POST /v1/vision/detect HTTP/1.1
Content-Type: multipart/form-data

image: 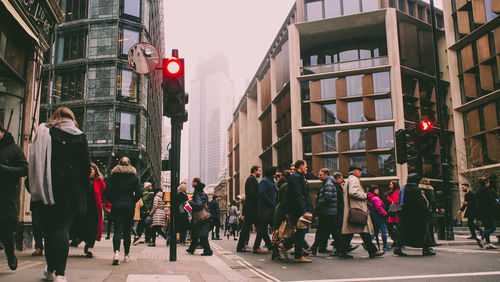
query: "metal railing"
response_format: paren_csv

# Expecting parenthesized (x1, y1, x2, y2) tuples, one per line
(301, 56, 389, 75)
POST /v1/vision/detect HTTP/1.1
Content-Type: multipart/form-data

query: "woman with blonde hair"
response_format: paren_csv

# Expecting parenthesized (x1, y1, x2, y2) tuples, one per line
(29, 107, 91, 281)
(176, 181, 189, 244)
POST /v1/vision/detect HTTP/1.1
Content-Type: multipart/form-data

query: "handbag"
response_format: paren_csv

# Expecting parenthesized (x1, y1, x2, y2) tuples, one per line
(278, 220, 292, 239)
(388, 202, 401, 217)
(346, 180, 369, 225)
(192, 204, 210, 224)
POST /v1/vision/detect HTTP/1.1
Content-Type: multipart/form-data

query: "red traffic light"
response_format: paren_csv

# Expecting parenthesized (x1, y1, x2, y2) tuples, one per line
(164, 57, 182, 77)
(419, 120, 432, 132)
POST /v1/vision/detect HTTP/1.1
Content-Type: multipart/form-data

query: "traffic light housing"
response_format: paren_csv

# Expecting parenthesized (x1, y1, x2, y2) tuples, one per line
(395, 128, 418, 165)
(418, 120, 432, 134)
(162, 55, 188, 120)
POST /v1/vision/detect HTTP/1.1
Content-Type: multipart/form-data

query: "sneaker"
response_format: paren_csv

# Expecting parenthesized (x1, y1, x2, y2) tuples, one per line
(486, 243, 497, 249)
(369, 250, 385, 258)
(112, 252, 120, 265)
(54, 276, 67, 282)
(32, 248, 43, 256)
(252, 248, 268, 254)
(86, 251, 93, 258)
(123, 255, 130, 263)
(44, 267, 56, 281)
(147, 243, 156, 247)
(133, 239, 144, 246)
(294, 257, 312, 263)
(383, 246, 393, 251)
(200, 252, 213, 256)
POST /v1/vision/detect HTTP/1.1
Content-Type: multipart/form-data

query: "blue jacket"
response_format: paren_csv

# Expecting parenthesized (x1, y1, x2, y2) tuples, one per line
(317, 176, 338, 216)
(258, 177, 277, 221)
(208, 199, 221, 219)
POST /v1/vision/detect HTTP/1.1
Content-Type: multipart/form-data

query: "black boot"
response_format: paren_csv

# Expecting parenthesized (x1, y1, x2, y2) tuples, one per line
(422, 248, 436, 256)
(7, 255, 17, 271)
(394, 247, 407, 256)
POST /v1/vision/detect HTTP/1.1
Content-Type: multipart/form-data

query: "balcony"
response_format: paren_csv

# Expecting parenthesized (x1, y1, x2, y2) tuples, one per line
(301, 56, 389, 76)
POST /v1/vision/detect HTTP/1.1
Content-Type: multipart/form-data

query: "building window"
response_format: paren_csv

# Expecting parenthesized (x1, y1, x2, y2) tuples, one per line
(119, 28, 140, 56)
(306, 0, 323, 21)
(115, 111, 138, 144)
(322, 104, 338, 124)
(324, 157, 339, 171)
(350, 155, 368, 176)
(349, 128, 367, 150)
(55, 30, 87, 63)
(376, 126, 394, 148)
(122, 0, 141, 20)
(324, 0, 341, 18)
(373, 71, 391, 93)
(339, 49, 359, 62)
(61, 0, 88, 22)
(485, 0, 499, 22)
(321, 78, 337, 99)
(117, 69, 138, 102)
(362, 0, 379, 12)
(348, 101, 365, 122)
(346, 75, 363, 96)
(323, 130, 338, 151)
(374, 98, 393, 120)
(378, 154, 396, 176)
(53, 68, 86, 103)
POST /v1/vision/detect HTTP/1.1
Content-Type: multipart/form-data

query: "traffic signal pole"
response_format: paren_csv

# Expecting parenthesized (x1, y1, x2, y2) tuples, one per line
(430, 0, 454, 240)
(169, 116, 181, 261)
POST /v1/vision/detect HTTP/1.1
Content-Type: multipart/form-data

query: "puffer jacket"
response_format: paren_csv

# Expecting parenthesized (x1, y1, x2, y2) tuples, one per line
(104, 165, 141, 210)
(368, 192, 387, 217)
(317, 176, 338, 216)
(150, 191, 166, 227)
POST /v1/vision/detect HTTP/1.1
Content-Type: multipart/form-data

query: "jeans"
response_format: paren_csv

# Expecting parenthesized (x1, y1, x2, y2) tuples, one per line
(482, 216, 497, 244)
(111, 208, 134, 254)
(373, 221, 388, 247)
(211, 218, 221, 239)
(40, 207, 74, 276)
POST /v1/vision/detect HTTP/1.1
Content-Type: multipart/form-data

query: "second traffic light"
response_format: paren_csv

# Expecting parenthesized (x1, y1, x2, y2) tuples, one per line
(162, 54, 188, 121)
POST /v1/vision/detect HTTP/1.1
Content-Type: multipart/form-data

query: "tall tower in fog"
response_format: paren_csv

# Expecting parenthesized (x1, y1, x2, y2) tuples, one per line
(188, 54, 234, 189)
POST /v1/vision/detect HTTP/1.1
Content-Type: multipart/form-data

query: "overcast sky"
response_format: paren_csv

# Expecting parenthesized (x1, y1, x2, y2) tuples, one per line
(164, 0, 443, 181)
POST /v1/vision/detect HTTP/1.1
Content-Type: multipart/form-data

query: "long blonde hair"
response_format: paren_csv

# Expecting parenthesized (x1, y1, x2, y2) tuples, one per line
(47, 107, 78, 128)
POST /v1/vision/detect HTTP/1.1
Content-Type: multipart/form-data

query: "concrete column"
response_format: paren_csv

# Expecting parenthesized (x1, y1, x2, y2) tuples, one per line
(288, 24, 303, 161)
(269, 57, 278, 165)
(246, 97, 261, 168)
(239, 108, 248, 193)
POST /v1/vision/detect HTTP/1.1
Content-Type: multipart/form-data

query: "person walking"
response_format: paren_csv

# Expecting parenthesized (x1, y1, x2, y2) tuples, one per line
(209, 195, 222, 240)
(228, 200, 240, 240)
(419, 178, 438, 247)
(394, 173, 435, 256)
(29, 107, 91, 281)
(132, 197, 144, 245)
(476, 177, 498, 249)
(141, 182, 154, 244)
(104, 157, 142, 265)
(149, 190, 168, 247)
(254, 167, 277, 253)
(0, 122, 28, 271)
(176, 182, 189, 245)
(187, 178, 213, 256)
(311, 168, 339, 256)
(237, 166, 262, 252)
(341, 166, 384, 259)
(458, 183, 483, 245)
(385, 180, 400, 242)
(285, 160, 314, 263)
(368, 185, 391, 251)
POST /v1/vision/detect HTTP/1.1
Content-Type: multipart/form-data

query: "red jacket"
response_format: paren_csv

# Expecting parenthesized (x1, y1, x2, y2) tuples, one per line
(386, 190, 399, 223)
(92, 178, 111, 240)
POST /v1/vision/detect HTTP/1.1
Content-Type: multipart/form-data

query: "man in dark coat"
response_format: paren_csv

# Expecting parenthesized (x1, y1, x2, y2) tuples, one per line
(394, 174, 435, 256)
(237, 166, 262, 252)
(254, 167, 277, 253)
(0, 122, 28, 270)
(475, 177, 498, 249)
(208, 195, 221, 240)
(458, 183, 483, 245)
(286, 160, 314, 263)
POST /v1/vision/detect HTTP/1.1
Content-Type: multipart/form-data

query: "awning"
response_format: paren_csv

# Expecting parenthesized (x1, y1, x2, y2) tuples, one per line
(1, 0, 39, 44)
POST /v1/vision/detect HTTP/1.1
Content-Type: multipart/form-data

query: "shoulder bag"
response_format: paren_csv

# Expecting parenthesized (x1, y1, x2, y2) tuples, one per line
(192, 204, 210, 224)
(346, 180, 369, 225)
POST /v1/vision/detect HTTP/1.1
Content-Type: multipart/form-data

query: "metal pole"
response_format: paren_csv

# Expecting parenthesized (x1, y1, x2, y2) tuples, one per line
(169, 117, 181, 261)
(430, 0, 454, 240)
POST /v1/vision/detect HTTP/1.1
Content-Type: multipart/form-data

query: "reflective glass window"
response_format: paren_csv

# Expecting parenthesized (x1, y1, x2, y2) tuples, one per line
(343, 0, 361, 15)
(303, 133, 312, 153)
(375, 99, 393, 120)
(306, 0, 323, 21)
(350, 155, 368, 176)
(61, 0, 88, 22)
(373, 71, 391, 93)
(310, 55, 319, 66)
(321, 78, 337, 99)
(378, 154, 396, 176)
(359, 49, 372, 60)
(362, 0, 379, 12)
(348, 101, 364, 122)
(323, 130, 338, 151)
(120, 28, 140, 56)
(115, 111, 138, 144)
(350, 128, 367, 150)
(324, 157, 339, 171)
(485, 0, 498, 22)
(325, 0, 341, 18)
(123, 0, 141, 18)
(117, 69, 138, 102)
(347, 75, 363, 96)
(56, 30, 87, 63)
(53, 68, 86, 103)
(322, 104, 338, 124)
(376, 126, 394, 148)
(339, 50, 358, 62)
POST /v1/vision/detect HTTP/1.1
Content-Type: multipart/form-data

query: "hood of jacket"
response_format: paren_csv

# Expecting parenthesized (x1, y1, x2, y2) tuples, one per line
(111, 165, 137, 175)
(0, 132, 14, 150)
(418, 184, 434, 191)
(194, 182, 206, 191)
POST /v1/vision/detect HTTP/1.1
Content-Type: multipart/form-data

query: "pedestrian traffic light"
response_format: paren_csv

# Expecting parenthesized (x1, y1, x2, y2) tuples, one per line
(162, 53, 188, 120)
(418, 120, 432, 134)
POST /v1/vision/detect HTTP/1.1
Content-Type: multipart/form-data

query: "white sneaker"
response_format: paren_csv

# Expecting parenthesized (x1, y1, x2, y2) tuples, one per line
(112, 252, 120, 265)
(486, 243, 497, 249)
(54, 276, 67, 282)
(123, 255, 130, 263)
(44, 267, 56, 281)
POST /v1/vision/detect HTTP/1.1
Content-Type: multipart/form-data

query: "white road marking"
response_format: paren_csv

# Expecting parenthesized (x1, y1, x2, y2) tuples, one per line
(126, 274, 190, 282)
(294, 271, 500, 282)
(434, 247, 500, 254)
(240, 260, 281, 282)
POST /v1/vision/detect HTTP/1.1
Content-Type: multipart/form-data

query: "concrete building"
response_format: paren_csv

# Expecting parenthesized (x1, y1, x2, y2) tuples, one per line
(39, 0, 164, 188)
(0, 0, 62, 248)
(188, 54, 235, 190)
(227, 0, 461, 212)
(443, 0, 500, 194)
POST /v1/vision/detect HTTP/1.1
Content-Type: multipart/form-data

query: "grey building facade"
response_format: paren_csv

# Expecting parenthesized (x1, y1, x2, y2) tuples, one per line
(40, 0, 164, 187)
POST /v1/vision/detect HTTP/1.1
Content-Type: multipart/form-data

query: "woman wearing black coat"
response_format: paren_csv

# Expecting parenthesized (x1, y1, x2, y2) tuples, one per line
(186, 177, 213, 256)
(29, 107, 91, 281)
(176, 181, 189, 244)
(104, 157, 142, 265)
(476, 177, 498, 249)
(0, 122, 28, 271)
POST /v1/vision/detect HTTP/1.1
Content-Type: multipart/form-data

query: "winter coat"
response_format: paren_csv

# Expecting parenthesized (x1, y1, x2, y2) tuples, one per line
(151, 191, 166, 227)
(286, 171, 313, 222)
(399, 182, 430, 248)
(104, 165, 141, 210)
(141, 190, 154, 217)
(317, 176, 338, 216)
(342, 174, 374, 234)
(134, 198, 144, 221)
(386, 190, 400, 223)
(0, 132, 28, 222)
(190, 183, 210, 237)
(419, 184, 436, 214)
(228, 205, 239, 224)
(175, 191, 189, 230)
(460, 190, 477, 219)
(476, 185, 498, 220)
(334, 181, 344, 218)
(208, 199, 221, 219)
(368, 192, 387, 225)
(258, 177, 277, 221)
(242, 174, 259, 219)
(91, 178, 110, 240)
(45, 126, 91, 213)
(273, 179, 288, 229)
